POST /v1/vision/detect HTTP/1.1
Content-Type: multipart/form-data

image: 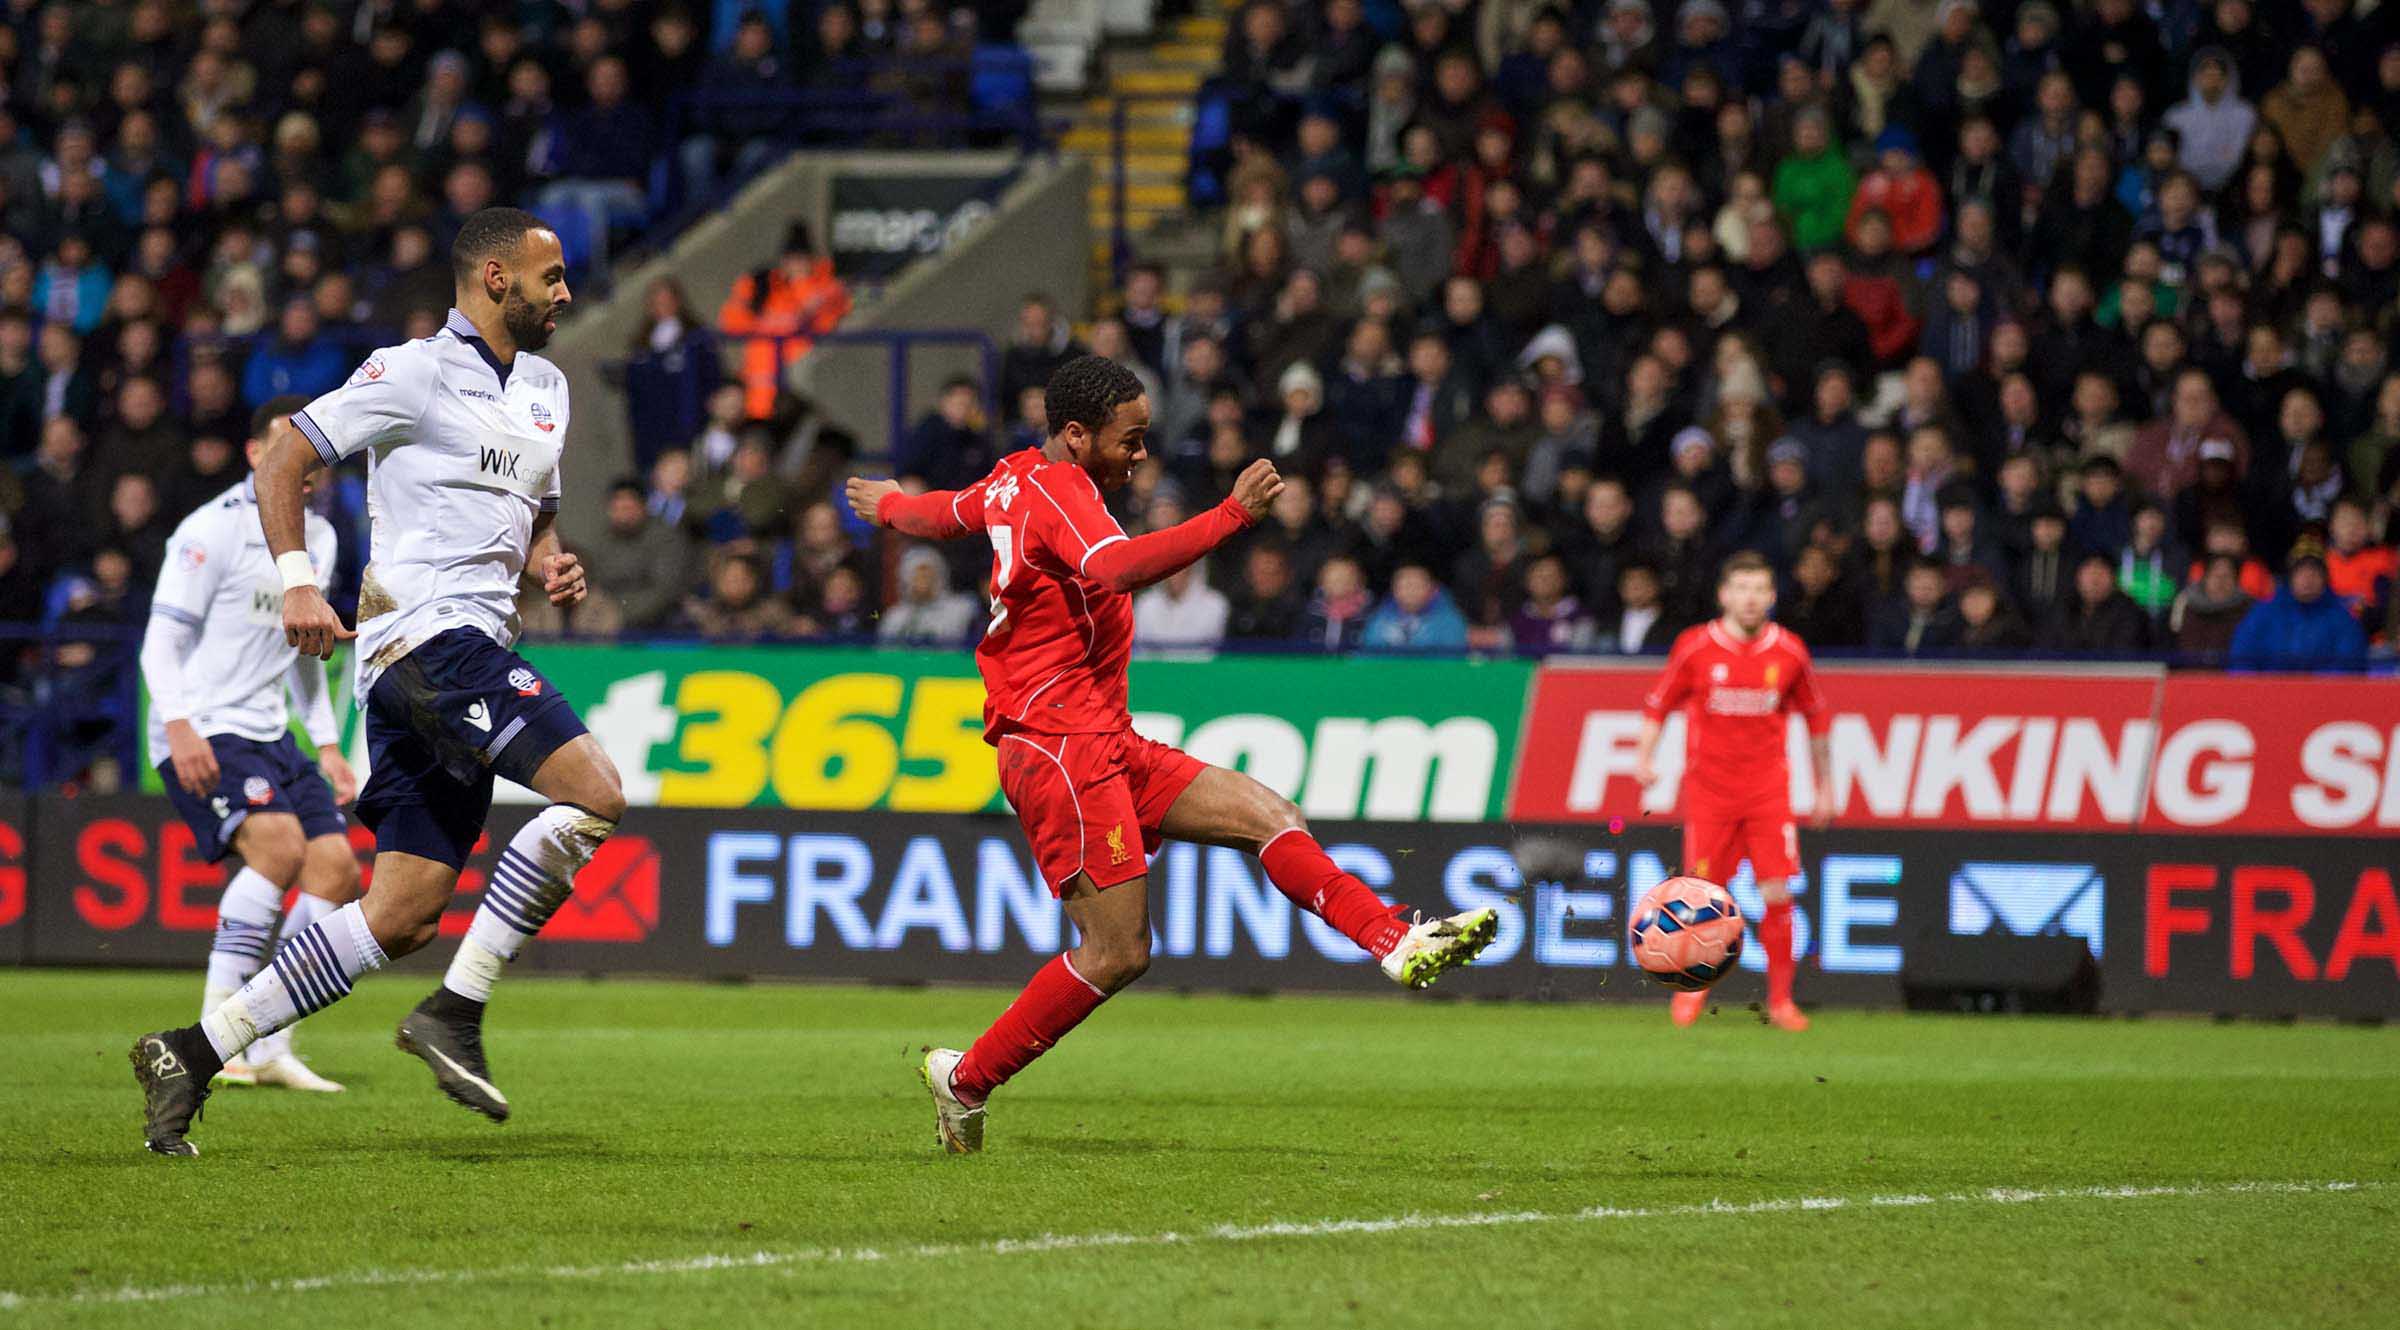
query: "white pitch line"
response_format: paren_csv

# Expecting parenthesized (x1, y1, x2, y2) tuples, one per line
(0, 1180, 2368, 1314)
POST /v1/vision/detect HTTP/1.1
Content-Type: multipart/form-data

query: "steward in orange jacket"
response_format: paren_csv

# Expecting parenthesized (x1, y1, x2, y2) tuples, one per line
(719, 222, 852, 419)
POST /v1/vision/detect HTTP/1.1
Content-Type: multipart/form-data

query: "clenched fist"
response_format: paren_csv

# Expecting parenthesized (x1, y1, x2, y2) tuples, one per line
(1229, 458, 1284, 520)
(847, 476, 901, 527)
(540, 552, 587, 607)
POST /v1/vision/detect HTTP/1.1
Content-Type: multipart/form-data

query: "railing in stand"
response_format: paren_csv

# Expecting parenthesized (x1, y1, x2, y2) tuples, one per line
(1102, 91, 1199, 290)
(0, 623, 143, 794)
(619, 328, 1000, 460)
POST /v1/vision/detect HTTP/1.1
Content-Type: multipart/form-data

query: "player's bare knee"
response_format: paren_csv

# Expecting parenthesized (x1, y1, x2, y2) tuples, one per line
(582, 772, 627, 826)
(1112, 947, 1151, 989)
(237, 820, 307, 886)
(301, 838, 362, 903)
(1082, 938, 1151, 991)
(547, 741, 626, 824)
(364, 897, 441, 958)
(1074, 912, 1152, 990)
(576, 741, 627, 823)
(1255, 793, 1306, 848)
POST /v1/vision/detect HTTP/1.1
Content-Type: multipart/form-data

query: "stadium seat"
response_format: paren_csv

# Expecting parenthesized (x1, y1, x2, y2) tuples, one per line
(529, 206, 597, 285)
(971, 47, 1036, 119)
(1184, 79, 1233, 209)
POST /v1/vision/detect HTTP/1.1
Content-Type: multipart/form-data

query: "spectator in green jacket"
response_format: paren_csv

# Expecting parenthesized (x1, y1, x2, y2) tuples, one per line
(1772, 108, 1855, 252)
(2116, 502, 2187, 620)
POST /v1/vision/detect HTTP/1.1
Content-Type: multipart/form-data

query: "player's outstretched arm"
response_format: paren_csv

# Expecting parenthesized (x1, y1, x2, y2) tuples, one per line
(851, 475, 984, 540)
(1080, 460, 1280, 595)
(257, 420, 353, 661)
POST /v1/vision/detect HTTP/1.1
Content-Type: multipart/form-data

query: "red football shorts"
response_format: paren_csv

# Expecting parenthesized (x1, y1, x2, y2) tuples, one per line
(1682, 806, 1799, 884)
(996, 729, 1207, 895)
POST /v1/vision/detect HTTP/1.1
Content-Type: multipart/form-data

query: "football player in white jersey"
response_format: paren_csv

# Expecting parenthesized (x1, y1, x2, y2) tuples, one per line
(132, 209, 629, 1155)
(143, 395, 359, 1094)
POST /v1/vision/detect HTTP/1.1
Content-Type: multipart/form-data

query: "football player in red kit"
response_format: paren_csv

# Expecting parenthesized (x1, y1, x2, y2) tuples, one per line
(1632, 552, 1835, 1031)
(846, 356, 1497, 1153)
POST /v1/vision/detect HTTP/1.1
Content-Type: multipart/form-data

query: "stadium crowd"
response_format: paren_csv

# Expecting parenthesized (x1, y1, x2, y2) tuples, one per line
(1149, 0, 2400, 668)
(0, 0, 1000, 655)
(1, 0, 2394, 674)
(616, 0, 2399, 667)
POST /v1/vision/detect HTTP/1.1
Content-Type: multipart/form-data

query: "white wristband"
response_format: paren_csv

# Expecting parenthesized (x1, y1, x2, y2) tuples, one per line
(276, 550, 318, 592)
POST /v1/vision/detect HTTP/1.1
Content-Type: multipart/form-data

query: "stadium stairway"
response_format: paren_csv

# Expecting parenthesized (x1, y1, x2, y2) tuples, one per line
(1054, 2, 1227, 295)
(539, 149, 1091, 548)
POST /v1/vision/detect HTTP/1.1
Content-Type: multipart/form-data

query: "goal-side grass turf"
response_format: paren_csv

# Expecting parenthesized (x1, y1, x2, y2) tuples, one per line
(3, 970, 2393, 1328)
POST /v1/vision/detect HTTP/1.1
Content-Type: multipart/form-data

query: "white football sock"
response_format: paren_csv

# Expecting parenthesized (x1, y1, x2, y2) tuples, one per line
(201, 901, 387, 1062)
(280, 891, 338, 940)
(203, 867, 285, 996)
(442, 805, 614, 1002)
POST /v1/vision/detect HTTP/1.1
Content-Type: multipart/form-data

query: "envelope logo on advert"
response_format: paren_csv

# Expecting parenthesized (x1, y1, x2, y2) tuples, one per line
(1949, 861, 2105, 958)
(539, 836, 661, 943)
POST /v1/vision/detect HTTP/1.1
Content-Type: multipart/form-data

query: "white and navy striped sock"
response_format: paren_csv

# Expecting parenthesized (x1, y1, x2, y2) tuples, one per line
(199, 901, 386, 1062)
(246, 893, 339, 1065)
(442, 805, 615, 1003)
(203, 866, 284, 997)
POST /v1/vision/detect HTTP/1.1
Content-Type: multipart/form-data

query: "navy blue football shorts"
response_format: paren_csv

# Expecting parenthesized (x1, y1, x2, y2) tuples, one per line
(354, 629, 588, 869)
(159, 732, 346, 863)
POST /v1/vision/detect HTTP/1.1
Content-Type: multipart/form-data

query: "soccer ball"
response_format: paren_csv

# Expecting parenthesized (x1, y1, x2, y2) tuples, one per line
(1627, 877, 1745, 992)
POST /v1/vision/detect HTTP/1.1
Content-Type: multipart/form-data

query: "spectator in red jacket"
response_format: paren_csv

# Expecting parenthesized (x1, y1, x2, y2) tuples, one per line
(1846, 126, 1944, 254)
(1842, 211, 1924, 367)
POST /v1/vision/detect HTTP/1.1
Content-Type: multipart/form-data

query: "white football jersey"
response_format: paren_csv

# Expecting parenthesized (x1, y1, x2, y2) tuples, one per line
(291, 308, 569, 691)
(144, 478, 340, 767)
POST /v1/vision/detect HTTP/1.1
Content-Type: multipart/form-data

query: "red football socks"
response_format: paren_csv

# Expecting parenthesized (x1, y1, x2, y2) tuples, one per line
(951, 953, 1109, 1104)
(1760, 898, 1796, 1007)
(1260, 829, 1409, 959)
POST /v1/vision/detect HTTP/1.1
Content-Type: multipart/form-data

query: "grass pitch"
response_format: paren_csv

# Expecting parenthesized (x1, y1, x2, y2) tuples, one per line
(3, 970, 2394, 1328)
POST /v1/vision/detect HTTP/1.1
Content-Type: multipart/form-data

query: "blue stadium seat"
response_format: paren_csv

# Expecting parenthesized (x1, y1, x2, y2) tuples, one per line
(1186, 80, 1234, 209)
(529, 205, 596, 282)
(971, 46, 1035, 119)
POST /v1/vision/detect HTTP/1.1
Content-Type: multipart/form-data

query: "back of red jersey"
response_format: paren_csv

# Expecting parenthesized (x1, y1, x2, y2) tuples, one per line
(1642, 621, 1829, 812)
(970, 450, 1136, 738)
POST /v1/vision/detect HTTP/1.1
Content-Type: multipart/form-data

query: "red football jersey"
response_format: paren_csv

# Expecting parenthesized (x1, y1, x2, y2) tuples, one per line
(945, 449, 1138, 738)
(1642, 621, 1830, 814)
